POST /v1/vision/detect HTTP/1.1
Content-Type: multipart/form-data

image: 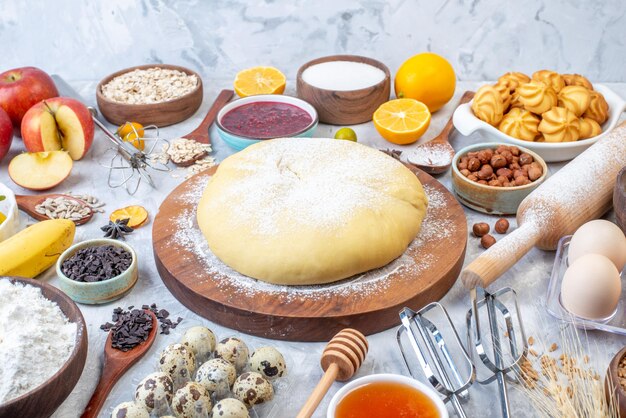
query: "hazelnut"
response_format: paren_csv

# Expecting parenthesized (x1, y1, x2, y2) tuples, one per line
(495, 218, 510, 234)
(472, 222, 490, 237)
(484, 148, 494, 160)
(460, 168, 471, 177)
(530, 161, 542, 171)
(468, 157, 481, 171)
(467, 151, 479, 159)
(490, 154, 507, 169)
(513, 169, 525, 179)
(458, 157, 469, 170)
(496, 168, 513, 179)
(481, 234, 496, 249)
(497, 175, 509, 184)
(500, 150, 513, 164)
(496, 145, 508, 154)
(528, 166, 543, 181)
(477, 150, 489, 164)
(510, 146, 520, 156)
(515, 176, 531, 186)
(509, 162, 521, 171)
(519, 153, 534, 165)
(467, 174, 478, 182)
(477, 180, 488, 185)
(488, 179, 501, 187)
(511, 155, 519, 164)
(477, 165, 494, 180)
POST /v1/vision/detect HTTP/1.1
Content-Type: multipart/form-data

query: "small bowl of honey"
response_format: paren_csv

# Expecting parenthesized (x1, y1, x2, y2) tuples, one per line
(327, 373, 448, 418)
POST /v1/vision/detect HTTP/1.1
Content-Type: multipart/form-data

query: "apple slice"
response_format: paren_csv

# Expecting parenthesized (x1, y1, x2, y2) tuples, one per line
(8, 151, 73, 191)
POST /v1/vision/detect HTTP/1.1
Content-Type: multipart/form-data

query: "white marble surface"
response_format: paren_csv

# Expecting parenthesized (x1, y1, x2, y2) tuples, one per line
(0, 79, 624, 418)
(1, 0, 626, 81)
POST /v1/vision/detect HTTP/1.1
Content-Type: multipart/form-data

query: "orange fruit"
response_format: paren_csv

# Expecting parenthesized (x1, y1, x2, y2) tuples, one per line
(234, 66, 286, 97)
(110, 205, 149, 228)
(373, 99, 431, 145)
(394, 53, 456, 112)
(117, 122, 145, 151)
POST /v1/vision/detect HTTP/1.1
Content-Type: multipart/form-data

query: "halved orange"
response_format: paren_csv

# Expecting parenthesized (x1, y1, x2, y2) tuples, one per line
(373, 99, 431, 145)
(233, 66, 286, 97)
(110, 205, 149, 228)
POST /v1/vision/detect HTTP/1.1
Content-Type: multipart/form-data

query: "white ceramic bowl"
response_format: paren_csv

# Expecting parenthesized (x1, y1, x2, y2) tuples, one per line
(327, 373, 448, 418)
(0, 182, 19, 242)
(453, 84, 626, 162)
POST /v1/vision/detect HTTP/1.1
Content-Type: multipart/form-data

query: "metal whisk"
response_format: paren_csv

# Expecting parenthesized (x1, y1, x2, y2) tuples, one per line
(397, 303, 475, 418)
(88, 108, 170, 195)
(466, 287, 527, 418)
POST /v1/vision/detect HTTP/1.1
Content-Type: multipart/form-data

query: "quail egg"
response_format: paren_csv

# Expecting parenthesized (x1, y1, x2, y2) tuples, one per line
(195, 357, 237, 397)
(232, 372, 274, 408)
(110, 401, 149, 418)
(215, 337, 249, 372)
(181, 326, 216, 363)
(249, 346, 287, 380)
(134, 372, 174, 415)
(211, 398, 250, 418)
(158, 343, 196, 387)
(171, 382, 212, 418)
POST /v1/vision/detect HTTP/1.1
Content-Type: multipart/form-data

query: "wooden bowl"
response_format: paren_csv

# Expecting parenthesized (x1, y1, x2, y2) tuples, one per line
(615, 167, 626, 234)
(0, 277, 88, 418)
(451, 143, 549, 215)
(296, 55, 390, 125)
(605, 346, 626, 417)
(96, 64, 203, 127)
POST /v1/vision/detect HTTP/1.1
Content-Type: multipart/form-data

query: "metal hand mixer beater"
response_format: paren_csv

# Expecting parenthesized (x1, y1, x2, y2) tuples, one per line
(89, 107, 171, 195)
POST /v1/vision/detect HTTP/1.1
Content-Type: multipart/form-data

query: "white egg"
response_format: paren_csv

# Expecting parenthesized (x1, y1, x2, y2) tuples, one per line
(568, 220, 626, 272)
(561, 253, 621, 320)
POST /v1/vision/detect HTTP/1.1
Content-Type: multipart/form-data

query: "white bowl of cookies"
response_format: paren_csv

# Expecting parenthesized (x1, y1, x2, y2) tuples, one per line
(453, 70, 626, 162)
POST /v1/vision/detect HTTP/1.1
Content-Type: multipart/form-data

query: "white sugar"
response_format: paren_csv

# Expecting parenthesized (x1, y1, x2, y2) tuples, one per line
(406, 144, 453, 167)
(302, 61, 386, 91)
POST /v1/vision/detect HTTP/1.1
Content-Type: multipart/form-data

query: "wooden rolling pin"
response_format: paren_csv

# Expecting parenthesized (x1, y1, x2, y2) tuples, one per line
(462, 121, 626, 289)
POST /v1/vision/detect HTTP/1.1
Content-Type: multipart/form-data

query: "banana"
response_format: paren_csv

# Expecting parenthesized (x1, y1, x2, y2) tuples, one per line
(0, 219, 75, 278)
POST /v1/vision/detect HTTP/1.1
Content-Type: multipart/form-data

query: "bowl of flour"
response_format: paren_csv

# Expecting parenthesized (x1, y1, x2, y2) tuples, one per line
(0, 277, 88, 418)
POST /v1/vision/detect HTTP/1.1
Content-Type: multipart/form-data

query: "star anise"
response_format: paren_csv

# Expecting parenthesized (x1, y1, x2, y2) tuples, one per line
(101, 218, 134, 240)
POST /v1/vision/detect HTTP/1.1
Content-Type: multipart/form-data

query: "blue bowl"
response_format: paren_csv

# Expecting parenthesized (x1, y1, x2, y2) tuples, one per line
(216, 94, 318, 150)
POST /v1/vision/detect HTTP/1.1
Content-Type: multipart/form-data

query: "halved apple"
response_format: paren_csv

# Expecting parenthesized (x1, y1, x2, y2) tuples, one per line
(21, 97, 94, 160)
(8, 151, 73, 191)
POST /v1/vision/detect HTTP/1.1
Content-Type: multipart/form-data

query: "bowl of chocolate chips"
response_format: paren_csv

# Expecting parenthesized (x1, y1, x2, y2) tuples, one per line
(56, 238, 138, 304)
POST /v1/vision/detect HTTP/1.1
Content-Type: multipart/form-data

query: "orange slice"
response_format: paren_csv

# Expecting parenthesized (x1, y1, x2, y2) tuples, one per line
(110, 205, 149, 228)
(373, 99, 431, 145)
(117, 122, 145, 151)
(233, 66, 286, 97)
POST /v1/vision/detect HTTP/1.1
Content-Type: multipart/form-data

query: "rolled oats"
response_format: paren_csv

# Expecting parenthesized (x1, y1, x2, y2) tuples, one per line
(101, 67, 198, 104)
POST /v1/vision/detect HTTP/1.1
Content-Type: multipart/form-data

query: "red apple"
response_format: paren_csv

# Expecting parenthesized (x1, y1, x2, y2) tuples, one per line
(0, 107, 12, 162)
(21, 97, 94, 160)
(0, 67, 59, 127)
(8, 151, 73, 191)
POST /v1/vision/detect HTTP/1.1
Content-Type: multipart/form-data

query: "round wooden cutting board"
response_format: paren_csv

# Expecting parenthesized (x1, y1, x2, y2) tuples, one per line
(153, 165, 467, 341)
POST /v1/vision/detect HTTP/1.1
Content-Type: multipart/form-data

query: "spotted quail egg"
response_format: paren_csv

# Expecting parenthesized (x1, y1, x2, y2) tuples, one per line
(110, 401, 149, 418)
(171, 382, 212, 418)
(134, 372, 174, 415)
(158, 343, 196, 387)
(195, 357, 237, 397)
(181, 326, 216, 363)
(211, 398, 250, 418)
(249, 346, 287, 380)
(232, 372, 274, 408)
(215, 337, 249, 372)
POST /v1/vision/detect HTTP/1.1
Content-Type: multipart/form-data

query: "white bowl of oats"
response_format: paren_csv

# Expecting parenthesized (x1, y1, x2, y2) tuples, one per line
(96, 64, 203, 127)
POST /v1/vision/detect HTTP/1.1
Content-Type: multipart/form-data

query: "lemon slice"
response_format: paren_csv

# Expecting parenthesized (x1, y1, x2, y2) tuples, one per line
(373, 99, 431, 145)
(0, 211, 6, 225)
(233, 67, 286, 97)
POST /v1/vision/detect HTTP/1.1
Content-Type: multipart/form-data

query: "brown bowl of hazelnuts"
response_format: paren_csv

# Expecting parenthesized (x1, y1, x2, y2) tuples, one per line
(452, 143, 548, 215)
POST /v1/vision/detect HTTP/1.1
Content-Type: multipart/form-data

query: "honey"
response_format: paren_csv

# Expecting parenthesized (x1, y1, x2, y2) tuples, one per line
(335, 381, 440, 418)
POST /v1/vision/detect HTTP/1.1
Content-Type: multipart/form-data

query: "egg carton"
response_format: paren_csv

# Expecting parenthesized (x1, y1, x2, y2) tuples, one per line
(546, 235, 626, 335)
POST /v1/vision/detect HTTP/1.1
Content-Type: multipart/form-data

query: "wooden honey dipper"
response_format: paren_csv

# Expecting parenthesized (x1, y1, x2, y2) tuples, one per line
(297, 328, 369, 418)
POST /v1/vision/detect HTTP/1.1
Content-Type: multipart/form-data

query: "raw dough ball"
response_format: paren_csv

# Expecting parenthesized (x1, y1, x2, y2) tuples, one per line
(195, 358, 237, 396)
(111, 402, 149, 418)
(181, 326, 216, 363)
(232, 372, 274, 408)
(215, 337, 249, 372)
(158, 343, 196, 387)
(212, 398, 250, 418)
(134, 372, 174, 415)
(561, 254, 621, 320)
(197, 138, 428, 285)
(568, 220, 626, 271)
(171, 382, 212, 418)
(249, 346, 287, 380)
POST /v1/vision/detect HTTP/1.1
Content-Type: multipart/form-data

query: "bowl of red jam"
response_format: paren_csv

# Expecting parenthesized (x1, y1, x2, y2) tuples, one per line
(216, 95, 318, 150)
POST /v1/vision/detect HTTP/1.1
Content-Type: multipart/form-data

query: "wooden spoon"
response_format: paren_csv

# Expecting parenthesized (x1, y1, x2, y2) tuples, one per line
(407, 91, 475, 174)
(172, 89, 234, 166)
(297, 329, 369, 418)
(81, 310, 158, 418)
(15, 194, 93, 225)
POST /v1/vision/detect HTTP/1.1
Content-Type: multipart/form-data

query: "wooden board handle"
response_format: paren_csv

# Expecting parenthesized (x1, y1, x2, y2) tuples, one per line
(432, 91, 475, 144)
(80, 361, 124, 418)
(461, 223, 541, 289)
(297, 363, 339, 418)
